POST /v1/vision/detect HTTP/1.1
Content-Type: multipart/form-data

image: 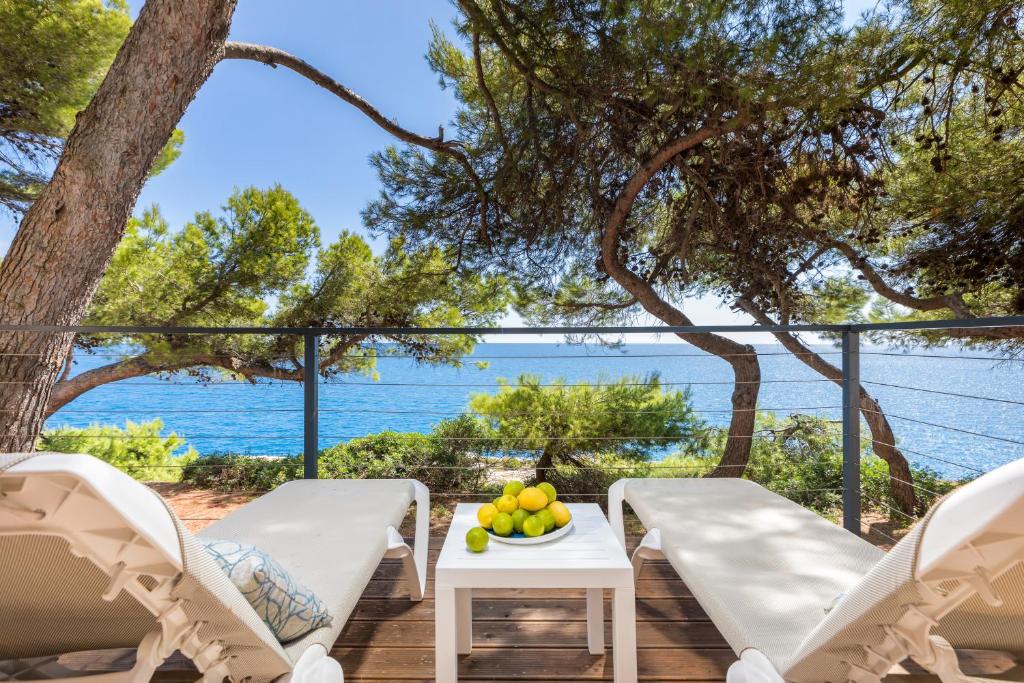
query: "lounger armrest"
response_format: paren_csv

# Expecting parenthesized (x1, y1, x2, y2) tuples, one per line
(608, 478, 632, 549)
(383, 480, 429, 601)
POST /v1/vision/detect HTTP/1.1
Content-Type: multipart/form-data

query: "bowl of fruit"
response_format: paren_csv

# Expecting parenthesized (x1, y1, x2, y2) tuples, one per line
(473, 480, 573, 546)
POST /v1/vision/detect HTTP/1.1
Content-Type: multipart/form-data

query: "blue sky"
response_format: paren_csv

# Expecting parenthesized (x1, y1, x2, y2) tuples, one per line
(1, 0, 878, 338)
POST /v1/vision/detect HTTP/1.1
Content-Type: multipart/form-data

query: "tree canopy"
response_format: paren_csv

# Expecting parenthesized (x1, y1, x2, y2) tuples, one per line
(470, 373, 701, 482)
(49, 185, 510, 411)
(0, 0, 182, 215)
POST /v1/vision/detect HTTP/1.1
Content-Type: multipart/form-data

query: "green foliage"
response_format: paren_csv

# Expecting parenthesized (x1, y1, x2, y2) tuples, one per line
(39, 419, 197, 482)
(179, 453, 303, 491)
(320, 416, 491, 494)
(69, 185, 510, 399)
(469, 374, 703, 480)
(0, 0, 130, 214)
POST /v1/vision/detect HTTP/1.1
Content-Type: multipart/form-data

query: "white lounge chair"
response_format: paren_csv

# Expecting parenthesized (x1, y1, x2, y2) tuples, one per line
(609, 459, 1024, 683)
(0, 452, 429, 682)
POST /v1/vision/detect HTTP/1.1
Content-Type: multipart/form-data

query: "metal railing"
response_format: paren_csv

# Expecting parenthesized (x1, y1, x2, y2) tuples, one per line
(3, 315, 1024, 535)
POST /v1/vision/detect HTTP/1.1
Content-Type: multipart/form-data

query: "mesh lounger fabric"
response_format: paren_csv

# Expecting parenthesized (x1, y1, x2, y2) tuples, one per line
(0, 453, 292, 682)
(623, 478, 884, 670)
(199, 479, 418, 660)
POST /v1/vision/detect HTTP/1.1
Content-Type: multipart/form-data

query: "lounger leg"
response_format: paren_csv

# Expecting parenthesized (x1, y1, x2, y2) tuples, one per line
(612, 587, 638, 683)
(456, 588, 473, 654)
(435, 587, 459, 683)
(586, 588, 605, 655)
(630, 528, 664, 582)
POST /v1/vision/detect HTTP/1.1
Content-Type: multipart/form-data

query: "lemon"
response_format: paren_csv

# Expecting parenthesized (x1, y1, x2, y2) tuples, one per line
(536, 482, 557, 503)
(477, 503, 498, 529)
(511, 508, 530, 534)
(466, 526, 489, 552)
(517, 487, 548, 512)
(495, 494, 519, 514)
(547, 500, 571, 527)
(522, 514, 545, 537)
(535, 508, 555, 533)
(492, 512, 514, 536)
(503, 480, 525, 497)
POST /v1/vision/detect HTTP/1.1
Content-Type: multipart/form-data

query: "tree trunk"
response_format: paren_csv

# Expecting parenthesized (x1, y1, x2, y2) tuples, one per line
(0, 0, 238, 452)
(764, 327, 917, 514)
(535, 448, 553, 483)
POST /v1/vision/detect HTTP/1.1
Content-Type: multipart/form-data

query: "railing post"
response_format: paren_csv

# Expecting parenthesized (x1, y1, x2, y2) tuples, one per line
(303, 333, 319, 479)
(842, 328, 861, 534)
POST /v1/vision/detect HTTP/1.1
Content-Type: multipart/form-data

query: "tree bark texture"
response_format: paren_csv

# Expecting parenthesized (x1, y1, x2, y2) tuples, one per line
(0, 0, 238, 451)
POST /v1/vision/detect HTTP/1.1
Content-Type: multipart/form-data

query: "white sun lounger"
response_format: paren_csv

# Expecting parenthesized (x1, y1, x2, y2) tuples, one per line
(0, 452, 429, 682)
(609, 459, 1024, 683)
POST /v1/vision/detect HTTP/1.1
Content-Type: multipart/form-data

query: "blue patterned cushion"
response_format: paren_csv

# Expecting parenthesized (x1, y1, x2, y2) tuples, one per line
(201, 539, 332, 642)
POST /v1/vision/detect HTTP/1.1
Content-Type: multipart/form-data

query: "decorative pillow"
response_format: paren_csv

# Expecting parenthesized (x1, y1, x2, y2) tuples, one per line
(201, 539, 332, 642)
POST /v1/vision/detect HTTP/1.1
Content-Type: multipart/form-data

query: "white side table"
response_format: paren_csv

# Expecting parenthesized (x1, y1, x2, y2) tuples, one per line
(435, 503, 637, 683)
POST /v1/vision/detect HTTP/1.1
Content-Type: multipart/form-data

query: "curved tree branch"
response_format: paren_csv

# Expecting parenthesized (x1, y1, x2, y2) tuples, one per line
(472, 32, 508, 152)
(597, 122, 762, 478)
(221, 41, 493, 247)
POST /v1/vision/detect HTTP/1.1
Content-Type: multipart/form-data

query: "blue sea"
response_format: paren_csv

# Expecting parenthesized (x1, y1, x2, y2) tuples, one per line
(46, 343, 1024, 479)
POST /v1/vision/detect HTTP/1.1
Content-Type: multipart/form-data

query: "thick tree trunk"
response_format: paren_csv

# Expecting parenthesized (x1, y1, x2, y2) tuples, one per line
(535, 448, 554, 483)
(0, 0, 238, 452)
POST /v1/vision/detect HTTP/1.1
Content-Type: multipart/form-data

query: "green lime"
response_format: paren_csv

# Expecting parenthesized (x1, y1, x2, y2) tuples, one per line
(536, 508, 555, 533)
(492, 512, 514, 537)
(466, 526, 489, 552)
(522, 514, 545, 537)
(511, 508, 530, 534)
(493, 496, 503, 508)
(503, 480, 526, 497)
(536, 482, 557, 503)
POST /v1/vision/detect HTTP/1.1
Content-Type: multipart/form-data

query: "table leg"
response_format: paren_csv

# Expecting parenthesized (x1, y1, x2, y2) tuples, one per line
(586, 588, 605, 655)
(456, 588, 473, 654)
(435, 587, 459, 683)
(612, 587, 638, 683)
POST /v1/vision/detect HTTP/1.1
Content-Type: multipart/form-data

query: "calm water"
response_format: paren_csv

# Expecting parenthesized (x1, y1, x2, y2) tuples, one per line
(47, 343, 1024, 478)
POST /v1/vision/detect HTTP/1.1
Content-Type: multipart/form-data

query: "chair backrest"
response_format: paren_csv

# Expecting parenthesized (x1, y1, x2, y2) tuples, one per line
(783, 458, 1024, 683)
(0, 453, 293, 681)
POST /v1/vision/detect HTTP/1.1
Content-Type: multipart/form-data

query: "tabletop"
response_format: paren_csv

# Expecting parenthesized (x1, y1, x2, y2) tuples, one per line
(435, 502, 633, 588)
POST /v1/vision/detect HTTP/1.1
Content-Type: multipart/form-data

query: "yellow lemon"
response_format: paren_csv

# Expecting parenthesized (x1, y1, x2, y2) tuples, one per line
(517, 487, 548, 512)
(536, 482, 557, 503)
(522, 514, 545, 537)
(503, 480, 525, 497)
(547, 501, 571, 527)
(477, 503, 498, 529)
(496, 494, 519, 514)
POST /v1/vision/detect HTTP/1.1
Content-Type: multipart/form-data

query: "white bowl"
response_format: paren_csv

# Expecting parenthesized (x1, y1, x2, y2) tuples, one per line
(487, 518, 574, 545)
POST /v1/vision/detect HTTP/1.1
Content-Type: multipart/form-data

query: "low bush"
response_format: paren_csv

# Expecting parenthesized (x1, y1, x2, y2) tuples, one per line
(180, 453, 302, 491)
(39, 419, 197, 482)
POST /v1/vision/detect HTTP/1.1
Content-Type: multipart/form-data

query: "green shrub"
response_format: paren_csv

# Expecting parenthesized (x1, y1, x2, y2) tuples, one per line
(320, 415, 490, 495)
(39, 419, 197, 482)
(180, 453, 302, 491)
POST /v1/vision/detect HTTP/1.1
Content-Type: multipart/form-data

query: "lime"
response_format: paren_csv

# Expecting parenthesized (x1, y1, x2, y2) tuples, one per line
(517, 487, 548, 512)
(492, 512, 514, 536)
(477, 503, 498, 529)
(503, 480, 526, 497)
(535, 508, 555, 533)
(495, 494, 519, 514)
(537, 482, 557, 503)
(511, 508, 530, 534)
(522, 514, 545, 537)
(466, 526, 489, 552)
(492, 497, 503, 508)
(547, 500, 571, 527)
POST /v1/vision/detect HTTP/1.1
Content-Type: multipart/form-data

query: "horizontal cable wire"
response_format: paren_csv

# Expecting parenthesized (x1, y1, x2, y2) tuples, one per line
(321, 378, 834, 387)
(0, 349, 845, 360)
(35, 405, 842, 416)
(860, 495, 920, 523)
(861, 351, 1023, 363)
(861, 409, 1024, 447)
(862, 380, 1024, 407)
(865, 439, 986, 475)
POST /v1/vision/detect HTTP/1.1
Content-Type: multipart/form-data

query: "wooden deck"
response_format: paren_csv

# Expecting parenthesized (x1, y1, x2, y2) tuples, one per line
(61, 535, 1017, 682)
